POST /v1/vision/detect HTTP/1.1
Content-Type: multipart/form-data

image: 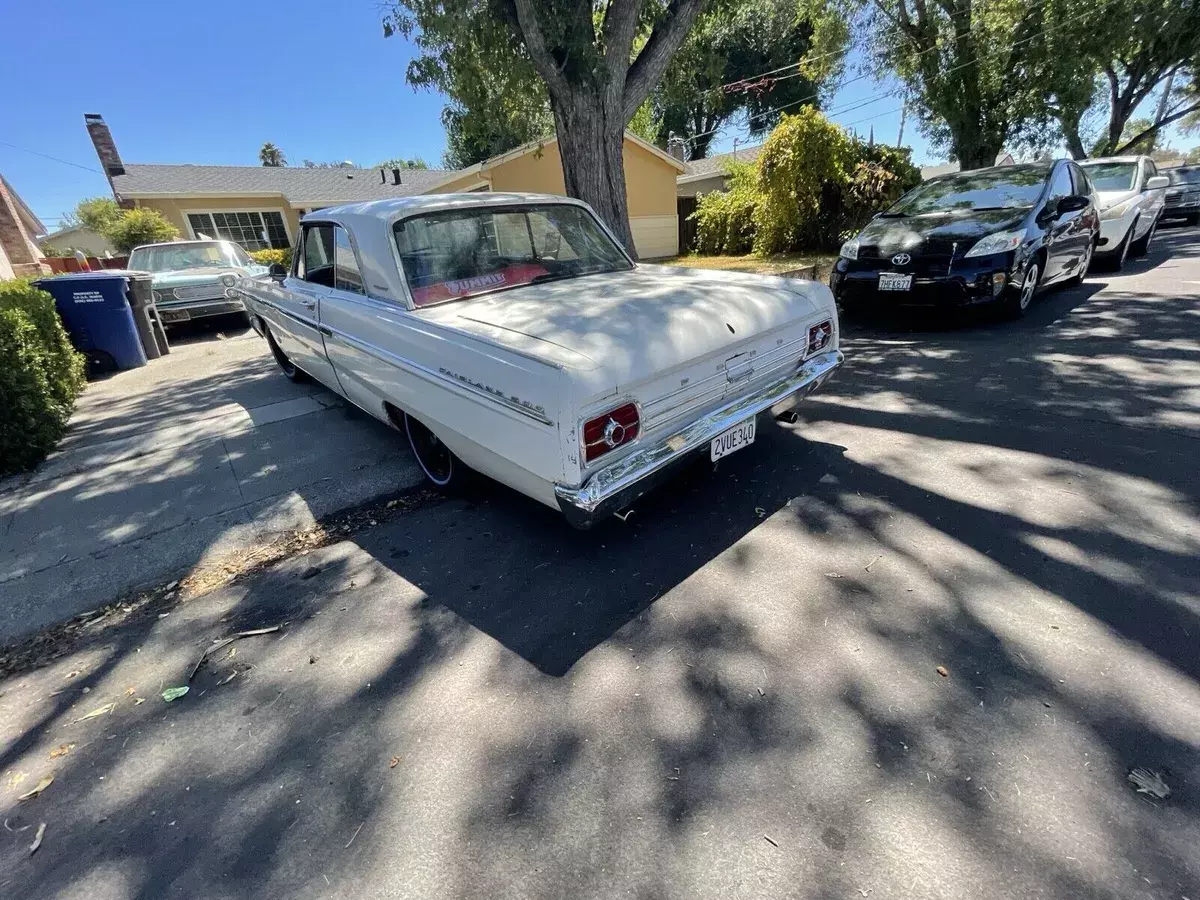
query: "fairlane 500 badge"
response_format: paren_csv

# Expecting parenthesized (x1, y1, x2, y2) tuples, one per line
(438, 367, 549, 419)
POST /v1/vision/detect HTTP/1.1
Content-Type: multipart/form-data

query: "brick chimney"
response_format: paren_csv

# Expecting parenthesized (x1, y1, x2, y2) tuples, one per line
(85, 114, 132, 205)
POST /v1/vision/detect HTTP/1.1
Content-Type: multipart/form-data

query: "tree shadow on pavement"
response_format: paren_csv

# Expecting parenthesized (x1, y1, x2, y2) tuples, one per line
(0, 243, 1198, 899)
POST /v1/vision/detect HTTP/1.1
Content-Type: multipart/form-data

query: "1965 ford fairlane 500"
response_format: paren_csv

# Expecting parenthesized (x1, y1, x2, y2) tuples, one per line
(237, 193, 843, 528)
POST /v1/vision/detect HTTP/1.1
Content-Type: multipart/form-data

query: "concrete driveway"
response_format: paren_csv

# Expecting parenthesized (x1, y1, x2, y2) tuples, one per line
(0, 227, 1197, 900)
(0, 319, 421, 641)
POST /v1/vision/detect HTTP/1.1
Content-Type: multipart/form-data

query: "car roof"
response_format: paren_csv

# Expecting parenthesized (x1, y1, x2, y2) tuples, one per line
(1079, 156, 1143, 164)
(131, 239, 235, 250)
(303, 192, 591, 225)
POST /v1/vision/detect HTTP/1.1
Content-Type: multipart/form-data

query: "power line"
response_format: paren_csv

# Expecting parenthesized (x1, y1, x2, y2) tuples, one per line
(688, 0, 1103, 148)
(0, 139, 104, 175)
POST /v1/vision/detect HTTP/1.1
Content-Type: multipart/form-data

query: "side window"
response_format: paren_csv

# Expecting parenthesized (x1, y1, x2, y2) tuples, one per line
(1048, 165, 1074, 202)
(333, 227, 364, 294)
(1143, 159, 1158, 189)
(299, 224, 335, 288)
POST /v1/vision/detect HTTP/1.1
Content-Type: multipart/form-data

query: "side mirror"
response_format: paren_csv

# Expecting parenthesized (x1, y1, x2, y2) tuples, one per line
(1055, 194, 1090, 216)
(268, 262, 287, 280)
(1146, 175, 1169, 190)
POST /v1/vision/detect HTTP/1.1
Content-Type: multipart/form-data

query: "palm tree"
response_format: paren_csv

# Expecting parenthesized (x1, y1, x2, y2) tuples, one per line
(259, 142, 286, 167)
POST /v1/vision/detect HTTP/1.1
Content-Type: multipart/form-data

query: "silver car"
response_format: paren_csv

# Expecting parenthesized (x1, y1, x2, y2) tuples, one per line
(1078, 156, 1168, 270)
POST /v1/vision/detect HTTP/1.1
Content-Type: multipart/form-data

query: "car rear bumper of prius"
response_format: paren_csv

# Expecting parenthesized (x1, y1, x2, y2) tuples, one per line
(553, 349, 843, 528)
(830, 256, 1016, 308)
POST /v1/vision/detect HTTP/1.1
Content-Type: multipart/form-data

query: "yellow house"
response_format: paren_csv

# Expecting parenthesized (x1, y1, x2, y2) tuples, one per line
(86, 115, 684, 259)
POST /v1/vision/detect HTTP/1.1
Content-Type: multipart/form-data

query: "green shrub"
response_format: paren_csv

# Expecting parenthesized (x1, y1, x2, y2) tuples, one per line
(105, 208, 179, 254)
(249, 247, 293, 270)
(0, 281, 87, 475)
(692, 163, 759, 255)
(691, 109, 925, 256)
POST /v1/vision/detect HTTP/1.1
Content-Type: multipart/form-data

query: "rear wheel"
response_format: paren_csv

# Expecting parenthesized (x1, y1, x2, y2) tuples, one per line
(1003, 260, 1041, 318)
(1130, 216, 1157, 257)
(265, 326, 309, 383)
(404, 413, 471, 494)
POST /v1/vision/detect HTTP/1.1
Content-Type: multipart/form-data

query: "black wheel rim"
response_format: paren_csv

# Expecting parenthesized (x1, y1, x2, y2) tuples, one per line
(406, 416, 453, 486)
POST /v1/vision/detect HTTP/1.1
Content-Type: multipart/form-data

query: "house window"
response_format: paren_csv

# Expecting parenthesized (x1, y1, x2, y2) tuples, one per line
(186, 211, 289, 250)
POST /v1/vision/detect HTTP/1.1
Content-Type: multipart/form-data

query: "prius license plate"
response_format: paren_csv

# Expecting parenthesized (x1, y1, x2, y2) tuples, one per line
(879, 273, 913, 291)
(711, 417, 756, 461)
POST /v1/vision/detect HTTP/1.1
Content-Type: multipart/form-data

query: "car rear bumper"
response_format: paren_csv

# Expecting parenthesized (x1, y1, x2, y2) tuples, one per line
(553, 349, 843, 528)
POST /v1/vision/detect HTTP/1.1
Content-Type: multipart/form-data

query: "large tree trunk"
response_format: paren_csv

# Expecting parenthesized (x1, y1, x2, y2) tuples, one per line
(951, 122, 1003, 170)
(552, 93, 637, 257)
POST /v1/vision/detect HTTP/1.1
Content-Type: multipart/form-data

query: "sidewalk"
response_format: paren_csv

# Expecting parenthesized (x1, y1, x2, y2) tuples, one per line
(0, 324, 421, 643)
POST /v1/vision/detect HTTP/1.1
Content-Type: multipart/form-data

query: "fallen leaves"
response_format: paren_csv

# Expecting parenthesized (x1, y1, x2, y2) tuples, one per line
(29, 822, 46, 854)
(6, 771, 28, 790)
(188, 625, 281, 681)
(936, 666, 949, 678)
(48, 744, 74, 760)
(17, 775, 53, 802)
(71, 702, 115, 724)
(389, 756, 402, 769)
(162, 686, 189, 702)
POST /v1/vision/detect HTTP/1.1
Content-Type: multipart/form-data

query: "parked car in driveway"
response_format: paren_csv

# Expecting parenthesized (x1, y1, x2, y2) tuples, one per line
(238, 193, 842, 528)
(1162, 166, 1200, 225)
(830, 160, 1100, 318)
(127, 240, 267, 324)
(1078, 156, 1168, 268)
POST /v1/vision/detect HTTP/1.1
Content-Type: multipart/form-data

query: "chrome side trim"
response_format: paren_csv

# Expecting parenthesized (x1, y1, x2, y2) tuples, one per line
(555, 349, 843, 523)
(323, 322, 556, 427)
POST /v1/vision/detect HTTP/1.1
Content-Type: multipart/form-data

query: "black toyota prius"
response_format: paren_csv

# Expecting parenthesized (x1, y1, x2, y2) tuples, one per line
(830, 160, 1100, 317)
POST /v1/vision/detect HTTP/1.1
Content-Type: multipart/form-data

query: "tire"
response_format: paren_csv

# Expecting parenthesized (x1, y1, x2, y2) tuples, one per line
(265, 326, 310, 383)
(404, 413, 471, 494)
(1068, 240, 1094, 286)
(1130, 216, 1156, 257)
(1003, 259, 1041, 318)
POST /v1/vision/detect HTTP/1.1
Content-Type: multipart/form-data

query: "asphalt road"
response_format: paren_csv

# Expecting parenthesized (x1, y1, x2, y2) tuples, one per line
(1, 225, 1197, 900)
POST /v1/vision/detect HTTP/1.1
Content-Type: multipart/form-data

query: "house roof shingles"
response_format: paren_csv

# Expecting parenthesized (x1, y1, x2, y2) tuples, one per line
(110, 164, 453, 205)
(680, 146, 763, 181)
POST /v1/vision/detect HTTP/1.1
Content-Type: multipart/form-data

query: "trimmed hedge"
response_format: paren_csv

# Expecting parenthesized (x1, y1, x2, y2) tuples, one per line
(0, 280, 87, 476)
(249, 247, 293, 270)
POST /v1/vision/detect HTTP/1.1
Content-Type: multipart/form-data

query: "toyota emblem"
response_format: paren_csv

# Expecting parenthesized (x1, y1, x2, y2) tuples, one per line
(891, 252, 912, 266)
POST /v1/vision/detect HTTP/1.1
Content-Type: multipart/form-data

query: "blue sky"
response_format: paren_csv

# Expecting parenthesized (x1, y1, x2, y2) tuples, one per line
(2, 1, 1190, 234)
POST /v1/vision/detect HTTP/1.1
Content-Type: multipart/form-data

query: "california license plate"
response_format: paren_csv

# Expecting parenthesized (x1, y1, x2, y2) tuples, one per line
(159, 309, 191, 323)
(879, 273, 913, 291)
(711, 417, 756, 461)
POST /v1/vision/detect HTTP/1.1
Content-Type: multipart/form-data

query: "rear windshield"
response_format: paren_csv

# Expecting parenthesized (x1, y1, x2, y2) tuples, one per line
(393, 204, 632, 306)
(1167, 168, 1200, 185)
(887, 164, 1050, 215)
(1079, 161, 1137, 191)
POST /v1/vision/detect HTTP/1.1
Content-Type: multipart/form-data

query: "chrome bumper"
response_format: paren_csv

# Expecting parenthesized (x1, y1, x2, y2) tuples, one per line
(554, 349, 844, 528)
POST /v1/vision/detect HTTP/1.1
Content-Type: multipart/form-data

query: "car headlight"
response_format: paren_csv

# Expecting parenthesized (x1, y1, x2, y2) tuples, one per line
(1100, 199, 1136, 220)
(964, 228, 1027, 258)
(839, 237, 860, 260)
(219, 274, 237, 287)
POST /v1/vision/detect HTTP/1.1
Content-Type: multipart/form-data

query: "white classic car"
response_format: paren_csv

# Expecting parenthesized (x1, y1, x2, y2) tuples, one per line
(238, 194, 842, 528)
(127, 240, 268, 324)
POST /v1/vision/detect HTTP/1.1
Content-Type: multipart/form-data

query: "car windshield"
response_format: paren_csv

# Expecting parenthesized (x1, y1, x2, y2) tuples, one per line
(128, 241, 253, 273)
(1080, 162, 1137, 191)
(1167, 168, 1200, 185)
(887, 164, 1051, 215)
(393, 204, 632, 306)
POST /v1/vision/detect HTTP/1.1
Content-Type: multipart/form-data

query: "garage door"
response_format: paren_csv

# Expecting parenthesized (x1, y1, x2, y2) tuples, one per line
(630, 215, 679, 260)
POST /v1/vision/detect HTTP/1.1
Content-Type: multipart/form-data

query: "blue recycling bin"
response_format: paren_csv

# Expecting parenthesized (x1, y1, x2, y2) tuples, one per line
(35, 273, 148, 374)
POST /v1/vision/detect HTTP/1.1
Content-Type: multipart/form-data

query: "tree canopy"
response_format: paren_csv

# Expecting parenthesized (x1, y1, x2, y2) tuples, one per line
(386, 0, 707, 251)
(259, 142, 286, 166)
(651, 0, 850, 159)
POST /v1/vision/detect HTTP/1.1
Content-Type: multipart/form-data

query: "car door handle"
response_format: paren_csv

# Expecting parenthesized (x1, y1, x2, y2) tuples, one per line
(298, 297, 317, 311)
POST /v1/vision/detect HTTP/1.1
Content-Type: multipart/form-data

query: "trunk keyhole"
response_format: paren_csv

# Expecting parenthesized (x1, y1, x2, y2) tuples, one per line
(726, 323, 735, 334)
